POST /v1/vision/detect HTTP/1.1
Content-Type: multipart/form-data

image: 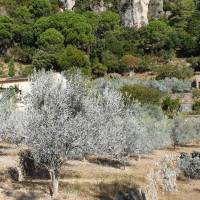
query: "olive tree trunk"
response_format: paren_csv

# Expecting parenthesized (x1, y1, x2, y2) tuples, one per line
(49, 169, 59, 199)
(16, 167, 23, 182)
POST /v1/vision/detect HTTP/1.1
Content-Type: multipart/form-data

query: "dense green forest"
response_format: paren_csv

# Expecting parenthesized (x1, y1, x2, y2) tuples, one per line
(0, 0, 200, 77)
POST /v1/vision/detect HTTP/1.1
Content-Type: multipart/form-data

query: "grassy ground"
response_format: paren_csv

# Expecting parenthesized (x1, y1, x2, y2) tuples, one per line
(0, 142, 200, 200)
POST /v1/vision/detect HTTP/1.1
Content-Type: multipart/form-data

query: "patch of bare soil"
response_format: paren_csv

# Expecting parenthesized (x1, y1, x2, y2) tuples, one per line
(0, 142, 200, 200)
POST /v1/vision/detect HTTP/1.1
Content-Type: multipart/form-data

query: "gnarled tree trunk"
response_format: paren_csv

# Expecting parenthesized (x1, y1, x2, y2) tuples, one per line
(16, 167, 23, 182)
(49, 169, 59, 199)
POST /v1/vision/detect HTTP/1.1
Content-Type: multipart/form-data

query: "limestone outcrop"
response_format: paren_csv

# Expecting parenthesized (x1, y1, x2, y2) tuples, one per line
(120, 0, 150, 28)
(59, 0, 76, 10)
(90, 0, 111, 13)
(59, 0, 165, 28)
(148, 0, 163, 20)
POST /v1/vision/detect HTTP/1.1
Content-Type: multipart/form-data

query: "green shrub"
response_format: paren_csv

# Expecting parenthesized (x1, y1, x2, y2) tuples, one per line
(192, 89, 200, 99)
(37, 28, 64, 51)
(187, 57, 200, 71)
(92, 62, 108, 77)
(121, 84, 164, 105)
(161, 96, 180, 117)
(29, 0, 52, 18)
(21, 66, 33, 77)
(8, 60, 15, 77)
(155, 64, 193, 80)
(137, 56, 153, 72)
(10, 46, 35, 64)
(120, 55, 141, 72)
(58, 45, 90, 70)
(3, 54, 11, 63)
(32, 50, 57, 70)
(193, 100, 200, 112)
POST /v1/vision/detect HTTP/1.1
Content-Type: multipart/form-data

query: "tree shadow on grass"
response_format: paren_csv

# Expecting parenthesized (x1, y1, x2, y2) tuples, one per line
(2, 181, 49, 200)
(15, 192, 38, 200)
(94, 181, 145, 200)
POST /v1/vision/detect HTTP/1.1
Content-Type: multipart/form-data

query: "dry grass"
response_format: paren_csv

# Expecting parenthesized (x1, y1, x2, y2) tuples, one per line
(1, 142, 200, 199)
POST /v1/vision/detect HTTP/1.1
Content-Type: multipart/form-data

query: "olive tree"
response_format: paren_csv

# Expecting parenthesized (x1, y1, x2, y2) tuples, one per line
(4, 71, 90, 198)
(171, 116, 197, 150)
(2, 70, 173, 198)
(0, 90, 16, 137)
(84, 88, 171, 161)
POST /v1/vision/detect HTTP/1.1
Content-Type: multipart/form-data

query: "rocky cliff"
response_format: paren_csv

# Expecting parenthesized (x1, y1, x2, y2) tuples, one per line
(120, 0, 150, 28)
(60, 0, 164, 28)
(148, 0, 163, 20)
(59, 0, 76, 10)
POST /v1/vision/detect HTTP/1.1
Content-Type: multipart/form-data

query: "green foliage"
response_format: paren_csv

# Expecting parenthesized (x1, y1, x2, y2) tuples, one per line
(0, 0, 200, 76)
(139, 20, 176, 54)
(14, 6, 33, 24)
(10, 46, 35, 64)
(162, 96, 180, 117)
(21, 65, 33, 76)
(97, 11, 120, 37)
(192, 89, 200, 100)
(193, 100, 200, 112)
(29, 0, 52, 18)
(136, 56, 153, 72)
(155, 64, 193, 80)
(8, 60, 15, 77)
(187, 57, 200, 71)
(0, 16, 14, 54)
(120, 55, 141, 72)
(13, 23, 35, 46)
(37, 28, 64, 51)
(166, 0, 195, 29)
(121, 84, 164, 105)
(58, 45, 90, 70)
(102, 51, 129, 74)
(92, 61, 108, 77)
(32, 50, 57, 70)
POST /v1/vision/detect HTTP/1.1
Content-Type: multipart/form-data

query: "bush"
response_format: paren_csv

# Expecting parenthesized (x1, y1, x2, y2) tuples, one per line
(102, 51, 130, 74)
(187, 57, 200, 71)
(29, 0, 52, 18)
(193, 100, 200, 112)
(138, 20, 175, 54)
(192, 89, 200, 99)
(58, 45, 90, 70)
(19, 150, 35, 178)
(161, 96, 180, 116)
(179, 153, 200, 179)
(19, 150, 49, 179)
(37, 28, 64, 51)
(171, 116, 197, 149)
(121, 84, 165, 105)
(7, 167, 20, 182)
(20, 66, 33, 77)
(92, 62, 107, 77)
(155, 64, 193, 80)
(8, 60, 15, 77)
(10, 46, 35, 64)
(136, 56, 152, 72)
(32, 50, 57, 70)
(120, 55, 141, 72)
(95, 77, 192, 93)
